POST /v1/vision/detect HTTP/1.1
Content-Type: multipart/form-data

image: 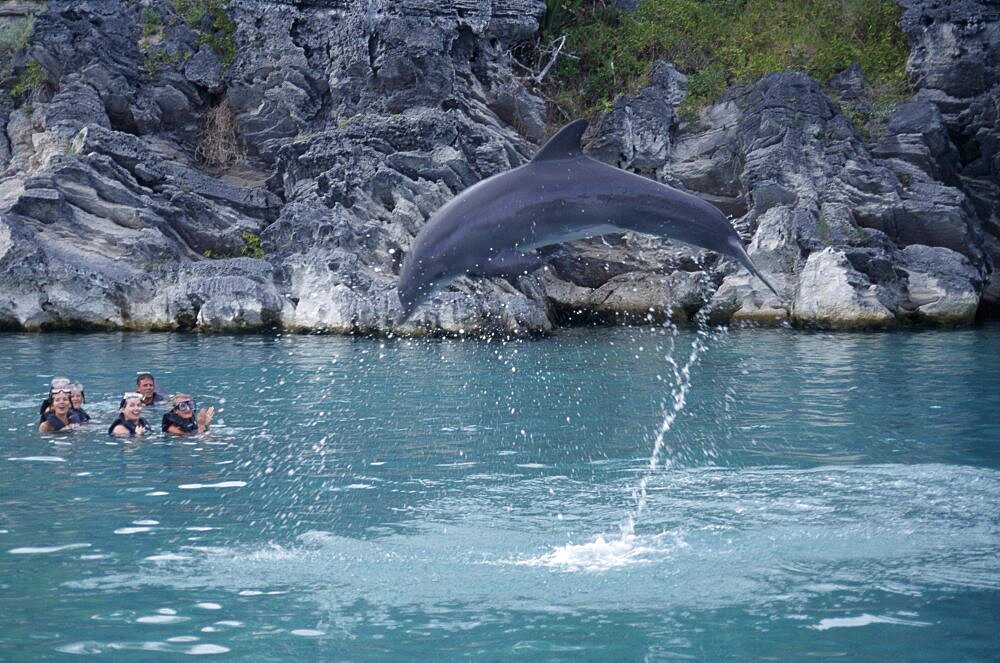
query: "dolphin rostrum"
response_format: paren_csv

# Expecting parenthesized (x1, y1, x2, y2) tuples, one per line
(396, 119, 777, 322)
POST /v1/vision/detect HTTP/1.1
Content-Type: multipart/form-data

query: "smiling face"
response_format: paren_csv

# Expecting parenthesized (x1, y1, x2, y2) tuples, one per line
(51, 391, 71, 416)
(172, 397, 195, 420)
(123, 398, 143, 422)
(70, 390, 84, 409)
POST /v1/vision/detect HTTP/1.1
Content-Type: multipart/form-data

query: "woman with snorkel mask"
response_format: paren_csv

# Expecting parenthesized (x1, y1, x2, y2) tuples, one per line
(108, 392, 151, 437)
(161, 394, 215, 435)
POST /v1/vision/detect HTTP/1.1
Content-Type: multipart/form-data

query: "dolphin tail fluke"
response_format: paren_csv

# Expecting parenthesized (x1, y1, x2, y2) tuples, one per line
(729, 239, 780, 297)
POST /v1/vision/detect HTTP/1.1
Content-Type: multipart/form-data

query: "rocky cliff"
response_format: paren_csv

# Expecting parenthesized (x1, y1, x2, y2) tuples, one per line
(0, 0, 997, 334)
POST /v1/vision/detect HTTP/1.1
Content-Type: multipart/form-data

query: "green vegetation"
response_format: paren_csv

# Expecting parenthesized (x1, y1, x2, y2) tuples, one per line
(169, 0, 236, 66)
(239, 231, 265, 258)
(202, 232, 265, 260)
(1, 14, 37, 84)
(140, 7, 163, 39)
(11, 60, 49, 101)
(144, 49, 181, 77)
(141, 2, 234, 75)
(817, 210, 831, 243)
(0, 15, 35, 53)
(541, 0, 910, 121)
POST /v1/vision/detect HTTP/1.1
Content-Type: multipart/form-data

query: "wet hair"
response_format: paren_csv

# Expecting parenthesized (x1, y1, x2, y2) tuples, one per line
(38, 397, 52, 423)
(136, 373, 155, 386)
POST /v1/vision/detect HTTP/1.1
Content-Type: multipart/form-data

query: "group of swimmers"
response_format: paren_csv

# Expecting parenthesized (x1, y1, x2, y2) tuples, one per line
(38, 372, 215, 438)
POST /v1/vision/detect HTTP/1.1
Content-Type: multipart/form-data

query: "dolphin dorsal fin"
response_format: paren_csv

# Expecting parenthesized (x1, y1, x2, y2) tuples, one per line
(532, 119, 588, 162)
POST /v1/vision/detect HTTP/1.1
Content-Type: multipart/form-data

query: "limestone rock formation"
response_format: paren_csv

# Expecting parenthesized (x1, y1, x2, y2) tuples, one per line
(0, 0, 997, 333)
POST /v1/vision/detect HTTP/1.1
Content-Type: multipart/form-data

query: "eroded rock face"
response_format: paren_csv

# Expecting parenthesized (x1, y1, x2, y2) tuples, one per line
(0, 0, 997, 333)
(792, 248, 896, 328)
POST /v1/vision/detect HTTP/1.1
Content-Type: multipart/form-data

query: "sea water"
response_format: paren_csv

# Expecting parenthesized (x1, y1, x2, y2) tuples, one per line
(0, 326, 998, 659)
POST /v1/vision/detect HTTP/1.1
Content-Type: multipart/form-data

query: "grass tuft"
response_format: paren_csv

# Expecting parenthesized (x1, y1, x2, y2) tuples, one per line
(540, 0, 910, 121)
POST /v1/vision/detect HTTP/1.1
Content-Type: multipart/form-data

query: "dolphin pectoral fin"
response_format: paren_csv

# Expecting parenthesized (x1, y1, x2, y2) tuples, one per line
(468, 249, 546, 279)
(532, 119, 588, 162)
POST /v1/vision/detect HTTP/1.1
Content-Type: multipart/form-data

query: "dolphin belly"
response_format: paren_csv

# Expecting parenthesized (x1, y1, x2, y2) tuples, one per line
(396, 118, 780, 323)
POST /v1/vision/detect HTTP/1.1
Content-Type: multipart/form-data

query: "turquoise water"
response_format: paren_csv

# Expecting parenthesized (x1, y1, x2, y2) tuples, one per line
(1, 326, 998, 660)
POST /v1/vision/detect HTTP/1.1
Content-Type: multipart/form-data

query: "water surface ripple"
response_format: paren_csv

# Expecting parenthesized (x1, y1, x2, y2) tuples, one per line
(1, 327, 998, 659)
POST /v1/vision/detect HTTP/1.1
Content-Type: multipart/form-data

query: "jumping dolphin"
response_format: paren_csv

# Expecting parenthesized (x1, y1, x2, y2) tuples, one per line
(396, 119, 777, 322)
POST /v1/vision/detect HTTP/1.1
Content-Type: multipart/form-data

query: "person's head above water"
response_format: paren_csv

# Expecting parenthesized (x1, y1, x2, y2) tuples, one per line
(162, 392, 214, 435)
(135, 372, 167, 405)
(136, 372, 156, 397)
(69, 382, 85, 409)
(50, 376, 71, 394)
(119, 392, 144, 420)
(49, 390, 71, 417)
(170, 393, 196, 419)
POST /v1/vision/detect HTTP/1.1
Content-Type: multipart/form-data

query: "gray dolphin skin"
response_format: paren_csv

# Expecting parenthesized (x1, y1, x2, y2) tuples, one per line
(396, 119, 777, 323)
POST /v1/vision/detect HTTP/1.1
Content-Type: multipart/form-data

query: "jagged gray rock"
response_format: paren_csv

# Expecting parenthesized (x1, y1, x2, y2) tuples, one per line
(0, 0, 997, 333)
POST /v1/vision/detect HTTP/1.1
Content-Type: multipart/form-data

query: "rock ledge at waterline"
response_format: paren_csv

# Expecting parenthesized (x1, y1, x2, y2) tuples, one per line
(0, 0, 997, 334)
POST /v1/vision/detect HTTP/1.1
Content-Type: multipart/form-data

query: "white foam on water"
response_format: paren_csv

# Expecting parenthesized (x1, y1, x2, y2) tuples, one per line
(515, 533, 685, 573)
(291, 629, 325, 637)
(167, 636, 200, 643)
(195, 603, 222, 610)
(136, 615, 189, 624)
(55, 641, 104, 655)
(133, 520, 160, 526)
(516, 463, 547, 469)
(186, 527, 216, 532)
(7, 455, 65, 463)
(144, 553, 192, 562)
(178, 481, 247, 490)
(9, 543, 90, 554)
(185, 644, 230, 655)
(811, 613, 932, 631)
(115, 527, 153, 535)
(146, 491, 170, 496)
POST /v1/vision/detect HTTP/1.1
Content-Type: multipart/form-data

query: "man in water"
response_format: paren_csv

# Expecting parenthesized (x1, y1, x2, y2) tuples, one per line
(136, 372, 167, 406)
(161, 393, 215, 435)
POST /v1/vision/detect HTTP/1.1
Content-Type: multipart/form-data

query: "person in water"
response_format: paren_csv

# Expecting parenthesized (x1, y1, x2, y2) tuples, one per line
(38, 376, 71, 422)
(136, 372, 167, 406)
(161, 394, 215, 435)
(69, 382, 91, 423)
(108, 392, 151, 437)
(38, 387, 80, 433)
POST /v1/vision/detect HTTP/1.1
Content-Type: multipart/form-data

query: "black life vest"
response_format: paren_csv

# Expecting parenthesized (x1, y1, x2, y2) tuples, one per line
(108, 416, 149, 437)
(70, 408, 90, 423)
(162, 411, 198, 434)
(44, 412, 72, 432)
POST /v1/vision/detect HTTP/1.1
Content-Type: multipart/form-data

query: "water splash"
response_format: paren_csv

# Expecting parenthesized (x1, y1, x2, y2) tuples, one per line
(620, 317, 718, 538)
(515, 531, 687, 572)
(526, 316, 720, 572)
